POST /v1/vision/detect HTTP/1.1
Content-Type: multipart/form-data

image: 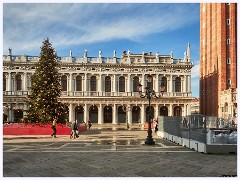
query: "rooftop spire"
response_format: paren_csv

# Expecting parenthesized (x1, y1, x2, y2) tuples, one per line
(187, 42, 191, 60)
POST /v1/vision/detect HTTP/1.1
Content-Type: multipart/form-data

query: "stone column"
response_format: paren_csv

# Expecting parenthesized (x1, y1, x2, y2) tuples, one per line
(98, 74, 102, 95)
(69, 73, 73, 96)
(155, 74, 159, 93)
(183, 104, 187, 116)
(23, 73, 28, 91)
(7, 73, 11, 91)
(69, 104, 73, 122)
(113, 104, 117, 124)
(127, 74, 131, 93)
(69, 73, 73, 91)
(183, 75, 187, 93)
(141, 104, 146, 124)
(81, 75, 84, 92)
(181, 76, 184, 93)
(84, 104, 89, 123)
(72, 74, 76, 92)
(169, 104, 173, 116)
(172, 76, 175, 93)
(127, 105, 132, 125)
(187, 104, 191, 116)
(12, 74, 16, 92)
(155, 104, 159, 118)
(188, 75, 191, 92)
(169, 75, 173, 92)
(113, 74, 116, 94)
(84, 73, 88, 92)
(66, 74, 69, 91)
(28, 74, 32, 90)
(98, 104, 103, 124)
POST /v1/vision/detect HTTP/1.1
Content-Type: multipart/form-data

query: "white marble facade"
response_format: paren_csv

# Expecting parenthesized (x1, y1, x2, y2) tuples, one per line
(3, 45, 194, 124)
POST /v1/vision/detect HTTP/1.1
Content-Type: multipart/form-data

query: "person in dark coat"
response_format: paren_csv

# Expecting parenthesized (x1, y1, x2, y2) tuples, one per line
(88, 120, 92, 129)
(70, 120, 78, 139)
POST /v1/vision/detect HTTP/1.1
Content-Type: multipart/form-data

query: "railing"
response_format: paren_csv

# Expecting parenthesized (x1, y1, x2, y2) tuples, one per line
(3, 91, 31, 96)
(3, 91, 192, 97)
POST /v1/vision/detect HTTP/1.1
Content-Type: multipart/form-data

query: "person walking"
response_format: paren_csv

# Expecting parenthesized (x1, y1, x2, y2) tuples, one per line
(154, 120, 158, 133)
(70, 120, 78, 139)
(88, 120, 92, 129)
(75, 120, 79, 138)
(51, 118, 57, 138)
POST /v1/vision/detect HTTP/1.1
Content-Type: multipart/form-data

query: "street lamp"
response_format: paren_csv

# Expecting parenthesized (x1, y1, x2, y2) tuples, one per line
(137, 74, 159, 145)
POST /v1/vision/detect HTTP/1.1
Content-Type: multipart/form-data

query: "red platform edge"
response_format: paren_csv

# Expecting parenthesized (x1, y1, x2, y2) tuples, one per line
(3, 123, 87, 135)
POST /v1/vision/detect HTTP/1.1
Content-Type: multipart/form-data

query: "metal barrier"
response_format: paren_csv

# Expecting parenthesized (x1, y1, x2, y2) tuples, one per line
(158, 115, 237, 144)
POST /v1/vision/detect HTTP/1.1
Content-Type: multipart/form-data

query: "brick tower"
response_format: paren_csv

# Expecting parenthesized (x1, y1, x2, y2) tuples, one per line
(200, 3, 237, 118)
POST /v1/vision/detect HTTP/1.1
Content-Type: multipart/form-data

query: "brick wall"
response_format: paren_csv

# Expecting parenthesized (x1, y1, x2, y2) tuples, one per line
(200, 3, 237, 117)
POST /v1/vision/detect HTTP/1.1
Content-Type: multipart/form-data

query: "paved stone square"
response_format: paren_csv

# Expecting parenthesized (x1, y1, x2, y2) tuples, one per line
(3, 125, 237, 177)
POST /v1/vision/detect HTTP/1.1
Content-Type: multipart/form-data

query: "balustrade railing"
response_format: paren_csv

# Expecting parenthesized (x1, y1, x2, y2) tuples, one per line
(3, 90, 192, 97)
(3, 91, 31, 96)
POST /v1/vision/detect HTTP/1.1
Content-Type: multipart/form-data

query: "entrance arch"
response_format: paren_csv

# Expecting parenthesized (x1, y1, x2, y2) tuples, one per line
(146, 106, 154, 121)
(174, 106, 182, 116)
(118, 106, 126, 123)
(104, 106, 112, 123)
(14, 109, 23, 122)
(75, 105, 84, 122)
(89, 105, 98, 123)
(160, 106, 168, 116)
(132, 106, 140, 123)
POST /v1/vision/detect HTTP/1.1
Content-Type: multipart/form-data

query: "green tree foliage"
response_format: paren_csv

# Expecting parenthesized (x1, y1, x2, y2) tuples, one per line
(26, 38, 68, 123)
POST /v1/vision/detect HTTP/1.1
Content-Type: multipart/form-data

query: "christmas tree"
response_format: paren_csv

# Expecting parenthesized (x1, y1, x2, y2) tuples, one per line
(26, 38, 68, 123)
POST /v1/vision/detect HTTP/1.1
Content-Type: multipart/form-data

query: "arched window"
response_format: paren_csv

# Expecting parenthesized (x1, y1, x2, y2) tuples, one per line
(76, 76, 82, 91)
(61, 75, 67, 91)
(160, 106, 168, 116)
(174, 106, 182, 116)
(119, 76, 125, 92)
(105, 76, 111, 92)
(90, 76, 97, 91)
(133, 76, 139, 92)
(3, 75, 6, 91)
(161, 77, 167, 92)
(175, 77, 181, 92)
(16, 74, 22, 90)
(146, 75, 153, 90)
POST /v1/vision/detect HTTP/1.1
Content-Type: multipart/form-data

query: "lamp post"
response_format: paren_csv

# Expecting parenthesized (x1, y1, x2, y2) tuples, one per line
(137, 74, 160, 145)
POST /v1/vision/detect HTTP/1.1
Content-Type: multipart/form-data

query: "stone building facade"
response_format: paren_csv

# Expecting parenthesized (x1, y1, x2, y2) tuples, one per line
(200, 3, 237, 119)
(190, 98, 199, 115)
(3, 45, 194, 124)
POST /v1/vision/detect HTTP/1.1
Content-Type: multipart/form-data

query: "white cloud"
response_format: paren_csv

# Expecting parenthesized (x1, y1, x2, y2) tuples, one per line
(191, 61, 200, 79)
(191, 61, 200, 97)
(3, 3, 199, 54)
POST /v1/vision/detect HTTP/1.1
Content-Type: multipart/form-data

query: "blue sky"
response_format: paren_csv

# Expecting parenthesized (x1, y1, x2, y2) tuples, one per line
(3, 3, 200, 97)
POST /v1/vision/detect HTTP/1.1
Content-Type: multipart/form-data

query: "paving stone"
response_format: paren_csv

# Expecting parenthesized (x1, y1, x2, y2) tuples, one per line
(3, 125, 237, 177)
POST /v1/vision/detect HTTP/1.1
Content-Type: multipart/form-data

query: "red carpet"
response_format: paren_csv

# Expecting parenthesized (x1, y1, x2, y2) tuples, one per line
(3, 123, 87, 135)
